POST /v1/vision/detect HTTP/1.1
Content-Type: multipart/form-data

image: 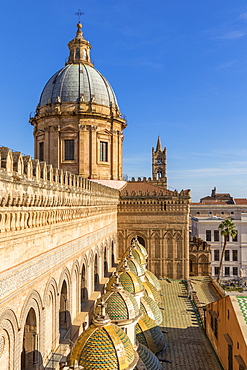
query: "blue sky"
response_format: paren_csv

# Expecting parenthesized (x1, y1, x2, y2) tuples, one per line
(1, 1, 247, 201)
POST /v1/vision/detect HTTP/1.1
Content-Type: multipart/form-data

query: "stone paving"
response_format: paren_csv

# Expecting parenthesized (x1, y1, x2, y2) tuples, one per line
(159, 280, 223, 370)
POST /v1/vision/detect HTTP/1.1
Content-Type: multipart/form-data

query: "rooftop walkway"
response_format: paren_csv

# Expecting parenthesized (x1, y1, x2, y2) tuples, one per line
(190, 276, 221, 305)
(160, 280, 223, 370)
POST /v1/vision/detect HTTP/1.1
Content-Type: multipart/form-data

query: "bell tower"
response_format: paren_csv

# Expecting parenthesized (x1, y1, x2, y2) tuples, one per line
(152, 136, 167, 187)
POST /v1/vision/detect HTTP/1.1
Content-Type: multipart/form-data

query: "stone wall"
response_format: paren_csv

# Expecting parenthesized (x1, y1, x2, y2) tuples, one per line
(118, 182, 191, 279)
(0, 147, 119, 369)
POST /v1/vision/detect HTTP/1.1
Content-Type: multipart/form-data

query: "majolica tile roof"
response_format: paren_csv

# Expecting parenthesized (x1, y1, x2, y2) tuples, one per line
(236, 296, 247, 324)
(143, 281, 161, 304)
(117, 258, 145, 278)
(140, 295, 162, 325)
(69, 323, 138, 369)
(107, 270, 144, 295)
(136, 314, 166, 354)
(135, 242, 148, 259)
(135, 343, 162, 370)
(145, 270, 161, 291)
(122, 248, 146, 266)
(95, 290, 140, 322)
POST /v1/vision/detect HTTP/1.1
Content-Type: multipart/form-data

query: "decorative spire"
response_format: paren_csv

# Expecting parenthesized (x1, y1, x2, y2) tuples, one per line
(111, 272, 123, 291)
(156, 136, 162, 152)
(66, 23, 93, 66)
(93, 299, 111, 326)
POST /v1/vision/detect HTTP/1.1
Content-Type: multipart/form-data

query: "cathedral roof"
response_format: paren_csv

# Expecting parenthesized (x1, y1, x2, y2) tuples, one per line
(136, 314, 166, 354)
(107, 269, 144, 296)
(68, 302, 138, 369)
(135, 342, 163, 370)
(145, 270, 161, 291)
(140, 295, 163, 325)
(95, 274, 140, 323)
(117, 256, 145, 279)
(122, 248, 146, 268)
(38, 23, 119, 109)
(143, 281, 162, 305)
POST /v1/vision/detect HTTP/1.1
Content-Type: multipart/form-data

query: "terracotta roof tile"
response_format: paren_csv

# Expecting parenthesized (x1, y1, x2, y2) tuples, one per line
(234, 198, 247, 205)
(120, 182, 169, 196)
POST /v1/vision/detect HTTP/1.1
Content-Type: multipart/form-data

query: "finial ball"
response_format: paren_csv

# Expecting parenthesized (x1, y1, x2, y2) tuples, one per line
(77, 22, 82, 29)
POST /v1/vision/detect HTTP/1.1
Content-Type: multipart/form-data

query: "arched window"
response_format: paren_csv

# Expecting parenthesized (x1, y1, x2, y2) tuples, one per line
(59, 281, 70, 333)
(104, 247, 108, 277)
(94, 255, 99, 290)
(81, 264, 88, 309)
(21, 308, 38, 370)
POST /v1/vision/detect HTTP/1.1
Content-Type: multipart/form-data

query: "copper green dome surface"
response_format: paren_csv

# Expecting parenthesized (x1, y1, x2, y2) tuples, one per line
(140, 295, 162, 325)
(69, 322, 138, 369)
(143, 281, 161, 304)
(117, 258, 145, 278)
(107, 271, 144, 295)
(135, 343, 162, 370)
(136, 314, 166, 354)
(39, 64, 119, 108)
(145, 270, 161, 291)
(95, 290, 140, 322)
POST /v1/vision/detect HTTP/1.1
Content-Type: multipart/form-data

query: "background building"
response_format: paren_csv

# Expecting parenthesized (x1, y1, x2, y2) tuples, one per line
(191, 188, 247, 282)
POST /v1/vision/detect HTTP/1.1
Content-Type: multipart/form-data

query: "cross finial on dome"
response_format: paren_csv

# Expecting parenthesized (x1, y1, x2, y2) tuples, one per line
(75, 9, 84, 22)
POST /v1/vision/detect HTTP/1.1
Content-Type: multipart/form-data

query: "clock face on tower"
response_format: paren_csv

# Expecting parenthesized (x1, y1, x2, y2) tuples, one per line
(156, 159, 162, 164)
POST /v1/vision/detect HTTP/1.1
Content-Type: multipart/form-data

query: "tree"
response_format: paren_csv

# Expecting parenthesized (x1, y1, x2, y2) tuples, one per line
(217, 218, 237, 283)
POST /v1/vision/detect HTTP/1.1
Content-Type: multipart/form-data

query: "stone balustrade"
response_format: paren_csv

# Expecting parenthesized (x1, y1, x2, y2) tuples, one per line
(0, 146, 119, 209)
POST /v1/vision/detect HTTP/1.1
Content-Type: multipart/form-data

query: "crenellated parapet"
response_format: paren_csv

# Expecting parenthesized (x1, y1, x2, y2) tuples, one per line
(0, 146, 118, 205)
(119, 181, 190, 213)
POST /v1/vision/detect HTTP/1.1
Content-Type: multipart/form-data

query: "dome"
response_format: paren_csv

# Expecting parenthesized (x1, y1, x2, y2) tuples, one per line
(143, 281, 161, 305)
(107, 270, 144, 295)
(39, 64, 118, 108)
(117, 254, 145, 279)
(122, 248, 146, 267)
(68, 302, 138, 369)
(132, 237, 148, 260)
(135, 343, 162, 370)
(136, 314, 166, 354)
(140, 295, 163, 325)
(145, 270, 161, 291)
(95, 290, 140, 323)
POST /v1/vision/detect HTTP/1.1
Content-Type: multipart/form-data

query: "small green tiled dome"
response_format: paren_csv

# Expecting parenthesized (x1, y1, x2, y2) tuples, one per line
(145, 270, 161, 291)
(143, 281, 161, 305)
(133, 238, 148, 260)
(135, 343, 162, 370)
(136, 314, 166, 354)
(140, 295, 162, 325)
(107, 270, 144, 295)
(95, 290, 140, 322)
(69, 322, 138, 369)
(122, 248, 146, 267)
(118, 258, 145, 279)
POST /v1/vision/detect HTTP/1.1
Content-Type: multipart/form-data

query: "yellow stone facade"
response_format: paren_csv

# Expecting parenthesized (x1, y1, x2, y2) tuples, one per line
(0, 21, 191, 369)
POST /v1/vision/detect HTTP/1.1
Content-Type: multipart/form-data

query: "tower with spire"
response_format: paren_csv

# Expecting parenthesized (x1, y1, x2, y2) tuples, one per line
(152, 137, 167, 187)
